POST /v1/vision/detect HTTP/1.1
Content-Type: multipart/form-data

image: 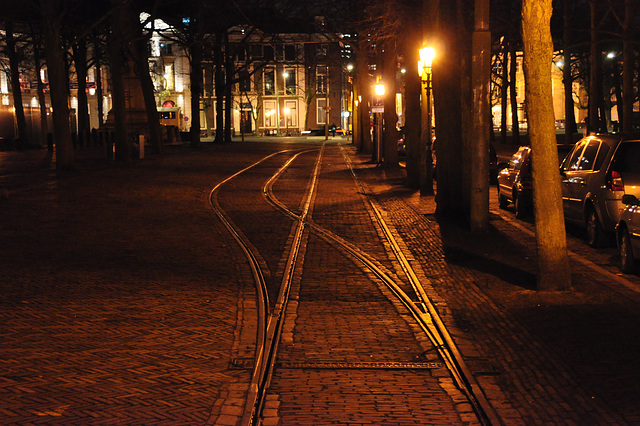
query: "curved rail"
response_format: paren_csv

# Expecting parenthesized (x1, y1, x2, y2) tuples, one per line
(210, 145, 500, 425)
(261, 146, 500, 425)
(206, 149, 303, 425)
(208, 147, 323, 426)
(339, 147, 500, 425)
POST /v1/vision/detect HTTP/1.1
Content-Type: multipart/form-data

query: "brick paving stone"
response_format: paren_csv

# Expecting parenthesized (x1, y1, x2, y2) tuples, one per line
(3, 142, 640, 425)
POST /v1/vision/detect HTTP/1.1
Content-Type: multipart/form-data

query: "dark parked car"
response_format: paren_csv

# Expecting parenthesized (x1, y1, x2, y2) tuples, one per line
(560, 134, 640, 247)
(497, 146, 533, 218)
(616, 194, 640, 273)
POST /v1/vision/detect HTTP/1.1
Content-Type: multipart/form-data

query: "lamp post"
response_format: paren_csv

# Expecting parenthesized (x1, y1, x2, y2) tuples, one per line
(284, 107, 290, 136)
(419, 47, 435, 195)
(374, 83, 385, 164)
(347, 64, 354, 142)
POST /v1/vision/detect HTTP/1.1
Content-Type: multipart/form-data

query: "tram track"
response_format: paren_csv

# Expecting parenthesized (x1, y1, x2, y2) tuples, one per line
(209, 144, 501, 425)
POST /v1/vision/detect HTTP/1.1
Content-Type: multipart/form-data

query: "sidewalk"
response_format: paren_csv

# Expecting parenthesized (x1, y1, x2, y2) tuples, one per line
(1, 142, 640, 424)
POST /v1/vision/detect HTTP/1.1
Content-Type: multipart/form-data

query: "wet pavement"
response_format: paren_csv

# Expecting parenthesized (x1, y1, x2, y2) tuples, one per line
(1, 138, 640, 425)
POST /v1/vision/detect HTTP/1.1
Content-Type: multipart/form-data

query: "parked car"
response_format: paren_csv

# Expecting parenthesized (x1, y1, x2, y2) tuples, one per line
(616, 194, 640, 273)
(497, 146, 533, 218)
(560, 134, 640, 247)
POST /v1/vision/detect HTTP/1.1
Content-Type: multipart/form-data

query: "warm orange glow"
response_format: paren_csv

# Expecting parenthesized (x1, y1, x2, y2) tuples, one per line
(419, 47, 436, 68)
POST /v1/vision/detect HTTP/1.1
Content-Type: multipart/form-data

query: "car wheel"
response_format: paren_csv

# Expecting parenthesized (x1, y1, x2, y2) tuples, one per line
(498, 188, 509, 209)
(620, 228, 636, 274)
(586, 209, 607, 248)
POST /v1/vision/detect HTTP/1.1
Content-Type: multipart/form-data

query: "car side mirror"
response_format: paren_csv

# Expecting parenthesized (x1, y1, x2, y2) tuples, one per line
(559, 168, 566, 178)
(621, 194, 639, 206)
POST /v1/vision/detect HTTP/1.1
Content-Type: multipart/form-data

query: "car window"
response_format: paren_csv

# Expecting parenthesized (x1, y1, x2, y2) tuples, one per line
(509, 147, 527, 171)
(577, 140, 600, 170)
(564, 140, 588, 171)
(611, 142, 640, 173)
(594, 143, 610, 170)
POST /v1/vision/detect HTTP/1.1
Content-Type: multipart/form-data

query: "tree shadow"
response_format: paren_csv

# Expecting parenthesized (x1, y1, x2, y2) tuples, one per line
(438, 217, 538, 291)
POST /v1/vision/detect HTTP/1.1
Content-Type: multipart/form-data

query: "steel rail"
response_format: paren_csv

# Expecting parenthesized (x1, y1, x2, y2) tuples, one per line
(263, 146, 500, 425)
(339, 147, 501, 426)
(244, 147, 324, 425)
(205, 149, 305, 426)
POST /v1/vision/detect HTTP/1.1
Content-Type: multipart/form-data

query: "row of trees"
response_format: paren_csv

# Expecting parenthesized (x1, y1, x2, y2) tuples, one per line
(2, 0, 639, 290)
(1, 0, 337, 168)
(347, 0, 638, 290)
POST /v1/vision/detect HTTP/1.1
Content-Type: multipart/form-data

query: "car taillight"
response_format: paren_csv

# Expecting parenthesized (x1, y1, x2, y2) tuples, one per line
(606, 170, 624, 191)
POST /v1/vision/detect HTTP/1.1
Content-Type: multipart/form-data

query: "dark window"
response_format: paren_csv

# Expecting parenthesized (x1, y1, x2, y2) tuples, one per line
(612, 142, 640, 173)
(316, 44, 327, 57)
(284, 45, 296, 61)
(160, 43, 172, 56)
(284, 70, 295, 94)
(251, 45, 263, 59)
(594, 143, 610, 170)
(237, 47, 246, 61)
(316, 66, 327, 95)
(263, 45, 274, 62)
(239, 70, 251, 92)
(264, 69, 274, 95)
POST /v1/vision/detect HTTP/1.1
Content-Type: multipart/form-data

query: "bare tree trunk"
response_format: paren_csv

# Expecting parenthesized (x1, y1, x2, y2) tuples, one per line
(522, 0, 572, 291)
(40, 0, 74, 169)
(500, 39, 508, 145)
(357, 37, 372, 154)
(433, 0, 464, 222)
(93, 34, 105, 128)
(562, 0, 577, 142)
(108, 0, 131, 164)
(128, 13, 163, 155)
(224, 31, 234, 143)
(382, 42, 399, 170)
(73, 39, 90, 146)
(402, 19, 421, 188)
(33, 37, 49, 146)
(589, 0, 604, 133)
(351, 75, 360, 149)
(622, 0, 635, 133)
(509, 41, 520, 145)
(190, 38, 203, 149)
(5, 20, 28, 148)
(470, 0, 491, 232)
(214, 32, 224, 144)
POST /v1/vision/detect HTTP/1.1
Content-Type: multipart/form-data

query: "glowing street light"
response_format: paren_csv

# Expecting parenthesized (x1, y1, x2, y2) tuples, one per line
(419, 46, 436, 195)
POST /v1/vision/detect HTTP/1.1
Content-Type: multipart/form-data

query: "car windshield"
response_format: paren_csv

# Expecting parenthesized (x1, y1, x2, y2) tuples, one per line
(509, 147, 528, 170)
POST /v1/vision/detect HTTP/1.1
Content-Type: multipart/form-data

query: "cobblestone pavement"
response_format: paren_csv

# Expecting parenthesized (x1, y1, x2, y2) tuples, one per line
(1, 140, 640, 425)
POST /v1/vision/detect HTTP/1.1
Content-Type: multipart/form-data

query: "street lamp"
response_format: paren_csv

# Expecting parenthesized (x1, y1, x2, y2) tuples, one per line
(373, 83, 385, 164)
(419, 46, 435, 195)
(284, 107, 290, 136)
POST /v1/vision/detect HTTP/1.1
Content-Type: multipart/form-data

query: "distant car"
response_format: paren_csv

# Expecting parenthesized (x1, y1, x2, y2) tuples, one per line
(497, 146, 533, 218)
(616, 194, 640, 273)
(560, 134, 640, 247)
